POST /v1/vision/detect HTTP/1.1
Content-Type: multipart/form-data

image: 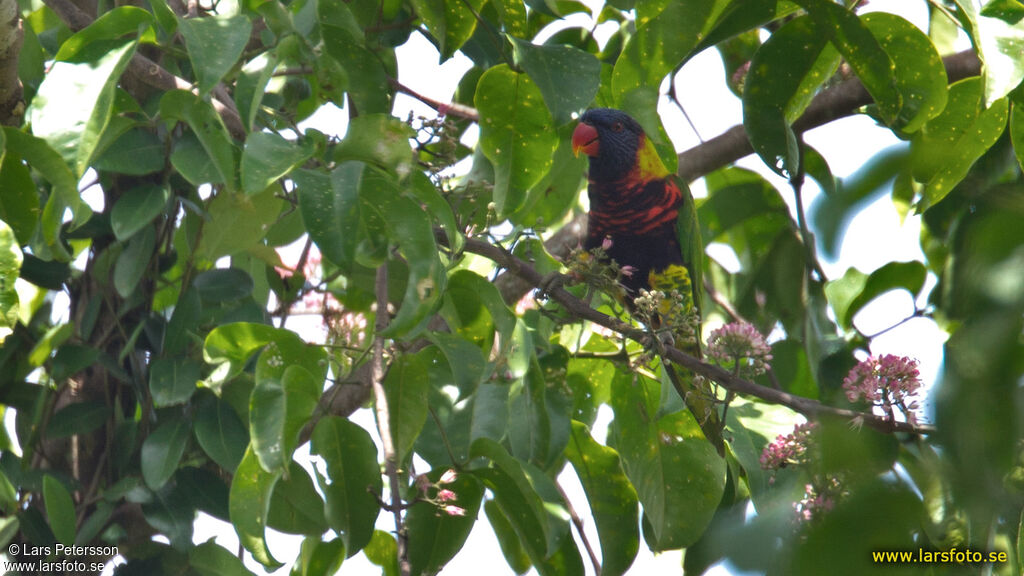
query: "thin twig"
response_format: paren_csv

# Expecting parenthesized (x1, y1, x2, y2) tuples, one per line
(557, 483, 601, 576)
(389, 77, 480, 121)
(371, 265, 411, 576)
(445, 232, 934, 436)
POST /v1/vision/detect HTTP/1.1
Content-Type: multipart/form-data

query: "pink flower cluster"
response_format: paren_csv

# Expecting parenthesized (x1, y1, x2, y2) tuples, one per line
(760, 421, 816, 470)
(842, 354, 922, 423)
(794, 478, 840, 523)
(707, 322, 773, 377)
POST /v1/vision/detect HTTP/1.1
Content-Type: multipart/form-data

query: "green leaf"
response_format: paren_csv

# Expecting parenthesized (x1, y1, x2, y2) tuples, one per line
(359, 169, 446, 337)
(43, 475, 76, 546)
(54, 6, 152, 63)
(824, 261, 928, 330)
(111, 185, 169, 242)
(190, 541, 251, 576)
(179, 15, 253, 95)
(510, 37, 601, 125)
(0, 149, 39, 246)
(508, 353, 552, 468)
(203, 322, 280, 384)
(910, 77, 1008, 207)
(862, 12, 948, 133)
(1012, 95, 1024, 172)
(414, 379, 509, 467)
(113, 224, 156, 297)
(250, 362, 319, 473)
(724, 397, 804, 509)
(384, 351, 430, 463)
(230, 446, 285, 569)
(93, 128, 165, 175)
(475, 64, 558, 216)
(609, 370, 726, 550)
(295, 164, 362, 273)
(241, 132, 314, 195)
(743, 15, 840, 177)
(28, 30, 136, 176)
(142, 483, 195, 549)
(175, 467, 230, 522)
(610, 0, 715, 99)
(141, 414, 191, 489)
(310, 416, 382, 556)
(268, 462, 328, 535)
(160, 90, 237, 190)
(46, 401, 109, 439)
(150, 357, 201, 407)
(406, 469, 484, 575)
(236, 51, 279, 132)
(317, 0, 393, 114)
(197, 187, 284, 260)
(440, 270, 516, 360)
(194, 391, 249, 472)
(484, 500, 531, 574)
(424, 332, 487, 398)
(0, 220, 22, 337)
(796, 0, 901, 124)
(408, 0, 485, 59)
(333, 114, 415, 175)
(408, 171, 463, 254)
(193, 268, 255, 303)
(364, 531, 398, 576)
(469, 439, 551, 562)
(565, 421, 639, 576)
(972, 0, 1024, 105)
(292, 536, 346, 576)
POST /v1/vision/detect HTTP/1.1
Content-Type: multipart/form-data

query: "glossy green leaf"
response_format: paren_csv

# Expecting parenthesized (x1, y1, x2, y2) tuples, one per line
(193, 391, 248, 472)
(150, 357, 200, 407)
(610, 0, 714, 98)
(160, 90, 237, 190)
(1012, 95, 1024, 172)
(250, 362, 319, 473)
(268, 462, 328, 535)
(424, 332, 487, 397)
(972, 0, 1024, 105)
(203, 322, 281, 384)
(742, 15, 840, 177)
(317, 0, 393, 114)
(0, 220, 22, 336)
(241, 132, 315, 195)
(415, 379, 509, 467)
(292, 536, 346, 576)
(364, 530, 398, 576)
(43, 475, 76, 546)
(236, 51, 278, 131)
(359, 168, 446, 337)
(230, 446, 285, 569)
(609, 370, 725, 550)
(475, 64, 558, 216)
(863, 13, 948, 133)
(440, 270, 516, 361)
(565, 421, 639, 576)
(408, 170, 463, 254)
(408, 0, 485, 59)
(141, 414, 191, 489)
(295, 163, 362, 273)
(333, 114, 415, 176)
(46, 401, 109, 439)
(310, 416, 382, 556)
(406, 469, 484, 575)
(190, 541, 251, 576)
(113, 224, 155, 297)
(384, 351, 430, 463)
(797, 0, 901, 124)
(94, 128, 165, 176)
(175, 467, 230, 522)
(0, 149, 39, 246)
(142, 483, 195, 549)
(910, 77, 1008, 207)
(54, 7, 152, 62)
(27, 38, 136, 176)
(824, 261, 927, 330)
(508, 353, 570, 470)
(484, 500, 531, 575)
(197, 187, 284, 260)
(193, 268, 255, 303)
(110, 185, 169, 242)
(510, 37, 601, 125)
(179, 15, 252, 95)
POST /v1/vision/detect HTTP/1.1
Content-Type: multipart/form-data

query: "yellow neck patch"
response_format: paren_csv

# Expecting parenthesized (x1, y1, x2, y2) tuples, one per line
(631, 134, 670, 181)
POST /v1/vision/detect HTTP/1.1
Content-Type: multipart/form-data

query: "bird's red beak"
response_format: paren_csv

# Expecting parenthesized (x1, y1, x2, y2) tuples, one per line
(572, 122, 600, 157)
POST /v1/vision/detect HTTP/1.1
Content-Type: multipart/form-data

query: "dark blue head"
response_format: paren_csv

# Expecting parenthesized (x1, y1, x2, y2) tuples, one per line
(572, 108, 647, 182)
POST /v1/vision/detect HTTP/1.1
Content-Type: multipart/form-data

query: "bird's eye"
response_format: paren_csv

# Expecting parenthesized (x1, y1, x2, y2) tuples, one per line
(611, 122, 624, 132)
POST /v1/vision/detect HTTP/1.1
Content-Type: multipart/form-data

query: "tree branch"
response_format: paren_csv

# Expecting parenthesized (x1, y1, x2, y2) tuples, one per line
(371, 264, 411, 576)
(0, 0, 25, 126)
(451, 233, 933, 436)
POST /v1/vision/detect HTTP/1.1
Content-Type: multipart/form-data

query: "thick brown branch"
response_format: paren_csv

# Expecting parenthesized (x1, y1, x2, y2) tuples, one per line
(0, 0, 25, 126)
(453, 233, 933, 436)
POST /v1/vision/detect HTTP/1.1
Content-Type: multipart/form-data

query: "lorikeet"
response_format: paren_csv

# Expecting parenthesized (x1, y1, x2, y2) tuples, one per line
(572, 108, 724, 452)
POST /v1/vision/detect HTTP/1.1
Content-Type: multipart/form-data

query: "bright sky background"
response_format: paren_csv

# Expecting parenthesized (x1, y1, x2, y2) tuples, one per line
(2, 1, 956, 575)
